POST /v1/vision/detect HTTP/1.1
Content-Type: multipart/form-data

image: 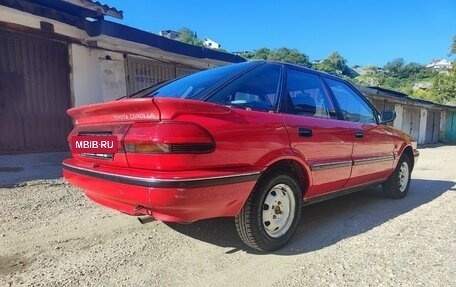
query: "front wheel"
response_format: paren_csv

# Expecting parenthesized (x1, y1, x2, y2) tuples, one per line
(235, 171, 302, 252)
(382, 154, 412, 199)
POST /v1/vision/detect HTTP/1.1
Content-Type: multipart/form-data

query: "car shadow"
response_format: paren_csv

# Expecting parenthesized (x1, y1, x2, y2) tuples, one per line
(0, 152, 69, 187)
(165, 178, 454, 255)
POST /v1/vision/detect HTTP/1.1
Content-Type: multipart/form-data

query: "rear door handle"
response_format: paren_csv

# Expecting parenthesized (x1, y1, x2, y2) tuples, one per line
(298, 127, 312, 137)
(355, 131, 364, 139)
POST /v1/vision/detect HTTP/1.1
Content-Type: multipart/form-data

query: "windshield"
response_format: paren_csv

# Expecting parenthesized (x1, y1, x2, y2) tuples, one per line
(131, 62, 259, 100)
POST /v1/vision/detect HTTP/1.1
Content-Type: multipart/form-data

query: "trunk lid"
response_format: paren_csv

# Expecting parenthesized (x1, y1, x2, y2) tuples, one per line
(67, 98, 160, 167)
(67, 98, 231, 168)
(68, 98, 160, 125)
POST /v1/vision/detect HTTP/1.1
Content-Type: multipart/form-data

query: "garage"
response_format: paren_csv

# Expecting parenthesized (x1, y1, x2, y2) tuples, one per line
(0, 29, 71, 153)
(402, 106, 421, 141)
(444, 111, 456, 143)
(125, 55, 201, 95)
(425, 109, 441, 144)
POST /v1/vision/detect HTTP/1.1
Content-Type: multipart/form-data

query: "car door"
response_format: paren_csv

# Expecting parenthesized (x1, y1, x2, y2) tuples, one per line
(324, 77, 395, 187)
(280, 68, 354, 198)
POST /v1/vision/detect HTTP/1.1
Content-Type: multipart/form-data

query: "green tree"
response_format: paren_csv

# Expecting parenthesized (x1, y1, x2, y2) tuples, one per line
(451, 35, 456, 55)
(268, 48, 310, 66)
(354, 58, 437, 99)
(429, 36, 456, 105)
(383, 58, 405, 77)
(242, 47, 310, 66)
(177, 27, 203, 46)
(243, 48, 271, 60)
(314, 52, 352, 77)
(353, 65, 382, 86)
(430, 72, 456, 104)
(400, 62, 422, 78)
(410, 87, 434, 101)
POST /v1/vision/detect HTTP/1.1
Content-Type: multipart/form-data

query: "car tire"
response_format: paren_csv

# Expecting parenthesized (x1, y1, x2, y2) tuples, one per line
(382, 154, 412, 199)
(235, 170, 302, 252)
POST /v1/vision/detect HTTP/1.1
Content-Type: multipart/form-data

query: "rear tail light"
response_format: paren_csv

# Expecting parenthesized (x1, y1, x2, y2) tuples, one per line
(124, 122, 215, 154)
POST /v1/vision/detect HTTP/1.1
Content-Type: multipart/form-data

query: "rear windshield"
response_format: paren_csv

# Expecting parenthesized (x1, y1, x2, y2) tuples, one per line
(131, 62, 259, 100)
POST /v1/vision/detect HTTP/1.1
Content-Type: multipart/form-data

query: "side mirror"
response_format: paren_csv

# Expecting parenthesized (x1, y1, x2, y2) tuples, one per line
(380, 110, 396, 124)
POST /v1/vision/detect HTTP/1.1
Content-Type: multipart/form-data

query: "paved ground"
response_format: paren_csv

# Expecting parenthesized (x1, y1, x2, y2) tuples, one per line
(0, 152, 69, 187)
(0, 146, 455, 286)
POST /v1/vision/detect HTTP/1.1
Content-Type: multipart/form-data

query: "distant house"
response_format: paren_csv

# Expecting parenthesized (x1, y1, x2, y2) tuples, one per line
(203, 38, 221, 49)
(426, 59, 452, 71)
(159, 30, 181, 40)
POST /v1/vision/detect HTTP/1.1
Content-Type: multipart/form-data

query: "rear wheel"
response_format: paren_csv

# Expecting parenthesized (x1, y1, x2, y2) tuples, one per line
(235, 171, 302, 252)
(383, 154, 412, 199)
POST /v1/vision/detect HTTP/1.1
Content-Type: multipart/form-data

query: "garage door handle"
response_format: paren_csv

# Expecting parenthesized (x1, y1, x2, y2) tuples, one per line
(355, 131, 364, 139)
(298, 127, 312, 137)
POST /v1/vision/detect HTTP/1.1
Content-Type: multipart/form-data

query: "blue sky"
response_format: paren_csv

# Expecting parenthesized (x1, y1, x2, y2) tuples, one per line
(106, 0, 456, 66)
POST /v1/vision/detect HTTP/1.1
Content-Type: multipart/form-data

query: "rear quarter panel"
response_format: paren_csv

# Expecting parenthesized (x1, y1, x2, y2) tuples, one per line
(128, 107, 292, 172)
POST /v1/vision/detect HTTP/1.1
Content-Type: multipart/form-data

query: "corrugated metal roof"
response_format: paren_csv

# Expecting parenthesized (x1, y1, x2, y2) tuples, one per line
(359, 86, 456, 111)
(60, 0, 123, 19)
(1, 1, 244, 64)
(85, 20, 246, 64)
(24, 0, 123, 19)
(367, 86, 408, 98)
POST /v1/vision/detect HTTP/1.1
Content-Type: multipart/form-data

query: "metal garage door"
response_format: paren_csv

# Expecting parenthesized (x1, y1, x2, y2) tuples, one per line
(445, 111, 456, 143)
(125, 56, 202, 95)
(402, 107, 420, 141)
(370, 99, 384, 112)
(0, 29, 71, 153)
(176, 65, 200, 78)
(125, 56, 175, 95)
(425, 110, 441, 144)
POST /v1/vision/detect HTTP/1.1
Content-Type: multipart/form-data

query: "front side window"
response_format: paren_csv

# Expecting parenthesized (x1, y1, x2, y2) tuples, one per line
(283, 69, 336, 118)
(207, 64, 281, 112)
(325, 78, 377, 124)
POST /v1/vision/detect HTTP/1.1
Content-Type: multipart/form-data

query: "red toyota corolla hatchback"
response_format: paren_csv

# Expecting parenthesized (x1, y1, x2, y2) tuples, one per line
(63, 61, 419, 251)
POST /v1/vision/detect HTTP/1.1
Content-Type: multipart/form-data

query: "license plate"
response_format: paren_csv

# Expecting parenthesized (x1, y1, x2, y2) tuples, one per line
(71, 136, 118, 153)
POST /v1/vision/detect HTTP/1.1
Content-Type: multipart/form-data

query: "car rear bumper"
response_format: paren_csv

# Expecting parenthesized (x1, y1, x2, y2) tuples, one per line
(62, 158, 260, 222)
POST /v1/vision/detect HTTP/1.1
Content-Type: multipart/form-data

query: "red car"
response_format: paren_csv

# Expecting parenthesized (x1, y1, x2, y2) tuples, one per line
(63, 61, 419, 251)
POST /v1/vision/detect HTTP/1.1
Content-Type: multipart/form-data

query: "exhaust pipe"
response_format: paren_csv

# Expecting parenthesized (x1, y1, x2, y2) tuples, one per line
(137, 216, 155, 224)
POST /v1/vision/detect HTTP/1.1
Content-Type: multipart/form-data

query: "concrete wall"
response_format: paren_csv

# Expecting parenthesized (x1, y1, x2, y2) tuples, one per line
(418, 108, 428, 145)
(98, 51, 127, 102)
(69, 46, 127, 106)
(69, 44, 103, 106)
(393, 104, 403, 130)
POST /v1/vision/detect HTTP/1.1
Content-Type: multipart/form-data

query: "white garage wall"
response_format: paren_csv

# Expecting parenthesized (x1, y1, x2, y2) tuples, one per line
(98, 51, 127, 102)
(69, 44, 103, 106)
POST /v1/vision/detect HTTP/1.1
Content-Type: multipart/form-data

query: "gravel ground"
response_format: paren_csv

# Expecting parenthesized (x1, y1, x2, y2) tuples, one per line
(0, 145, 455, 286)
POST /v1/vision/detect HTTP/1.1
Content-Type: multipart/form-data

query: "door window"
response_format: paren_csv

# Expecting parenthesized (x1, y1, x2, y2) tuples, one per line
(325, 78, 377, 124)
(283, 69, 337, 119)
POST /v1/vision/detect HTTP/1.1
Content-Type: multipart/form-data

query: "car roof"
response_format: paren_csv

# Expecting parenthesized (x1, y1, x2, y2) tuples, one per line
(246, 60, 346, 82)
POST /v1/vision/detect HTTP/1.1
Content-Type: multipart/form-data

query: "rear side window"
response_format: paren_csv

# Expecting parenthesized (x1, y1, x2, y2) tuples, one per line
(283, 69, 337, 119)
(135, 62, 256, 99)
(207, 64, 281, 112)
(325, 78, 376, 124)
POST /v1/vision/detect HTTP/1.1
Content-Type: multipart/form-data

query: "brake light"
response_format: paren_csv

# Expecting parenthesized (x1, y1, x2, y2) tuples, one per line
(124, 122, 215, 154)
